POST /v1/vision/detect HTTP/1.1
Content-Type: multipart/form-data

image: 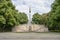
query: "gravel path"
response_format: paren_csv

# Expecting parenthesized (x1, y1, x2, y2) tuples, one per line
(0, 32, 60, 40)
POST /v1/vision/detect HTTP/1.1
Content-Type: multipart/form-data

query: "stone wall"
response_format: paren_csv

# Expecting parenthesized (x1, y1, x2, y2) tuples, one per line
(12, 24, 49, 32)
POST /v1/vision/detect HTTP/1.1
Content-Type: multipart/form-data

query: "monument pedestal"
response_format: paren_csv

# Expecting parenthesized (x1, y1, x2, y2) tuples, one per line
(12, 24, 49, 32)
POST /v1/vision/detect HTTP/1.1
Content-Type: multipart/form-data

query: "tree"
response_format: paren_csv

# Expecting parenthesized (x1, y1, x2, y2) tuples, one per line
(46, 0, 60, 32)
(41, 14, 49, 25)
(32, 13, 43, 24)
(0, 0, 18, 31)
(0, 0, 28, 32)
(18, 12, 28, 24)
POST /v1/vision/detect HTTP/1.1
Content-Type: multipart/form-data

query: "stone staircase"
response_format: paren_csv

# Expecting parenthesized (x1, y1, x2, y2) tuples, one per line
(12, 24, 49, 32)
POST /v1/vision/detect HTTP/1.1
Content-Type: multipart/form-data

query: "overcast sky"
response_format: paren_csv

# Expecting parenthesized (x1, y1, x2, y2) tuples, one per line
(12, 0, 54, 16)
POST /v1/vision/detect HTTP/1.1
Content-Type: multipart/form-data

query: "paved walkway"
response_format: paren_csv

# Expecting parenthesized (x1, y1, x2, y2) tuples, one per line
(0, 32, 60, 40)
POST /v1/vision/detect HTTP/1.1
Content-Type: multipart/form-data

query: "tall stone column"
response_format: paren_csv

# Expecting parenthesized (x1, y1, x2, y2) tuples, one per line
(28, 7, 32, 32)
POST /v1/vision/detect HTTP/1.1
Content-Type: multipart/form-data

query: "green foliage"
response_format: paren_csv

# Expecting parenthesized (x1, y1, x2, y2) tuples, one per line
(19, 12, 28, 24)
(0, 0, 28, 32)
(46, 0, 60, 32)
(32, 13, 43, 24)
(31, 0, 60, 32)
(0, 15, 6, 24)
(32, 13, 48, 26)
(41, 14, 49, 25)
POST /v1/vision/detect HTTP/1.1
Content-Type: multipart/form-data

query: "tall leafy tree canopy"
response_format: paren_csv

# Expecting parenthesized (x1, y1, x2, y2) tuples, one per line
(47, 0, 60, 31)
(0, 0, 28, 32)
(32, 13, 43, 24)
(32, 0, 60, 32)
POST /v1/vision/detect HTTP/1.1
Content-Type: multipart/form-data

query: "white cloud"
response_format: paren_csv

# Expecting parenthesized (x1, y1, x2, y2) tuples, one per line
(12, 0, 54, 17)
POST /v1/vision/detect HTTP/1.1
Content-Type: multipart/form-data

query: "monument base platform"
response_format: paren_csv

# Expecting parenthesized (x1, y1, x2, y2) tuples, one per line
(12, 24, 49, 32)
